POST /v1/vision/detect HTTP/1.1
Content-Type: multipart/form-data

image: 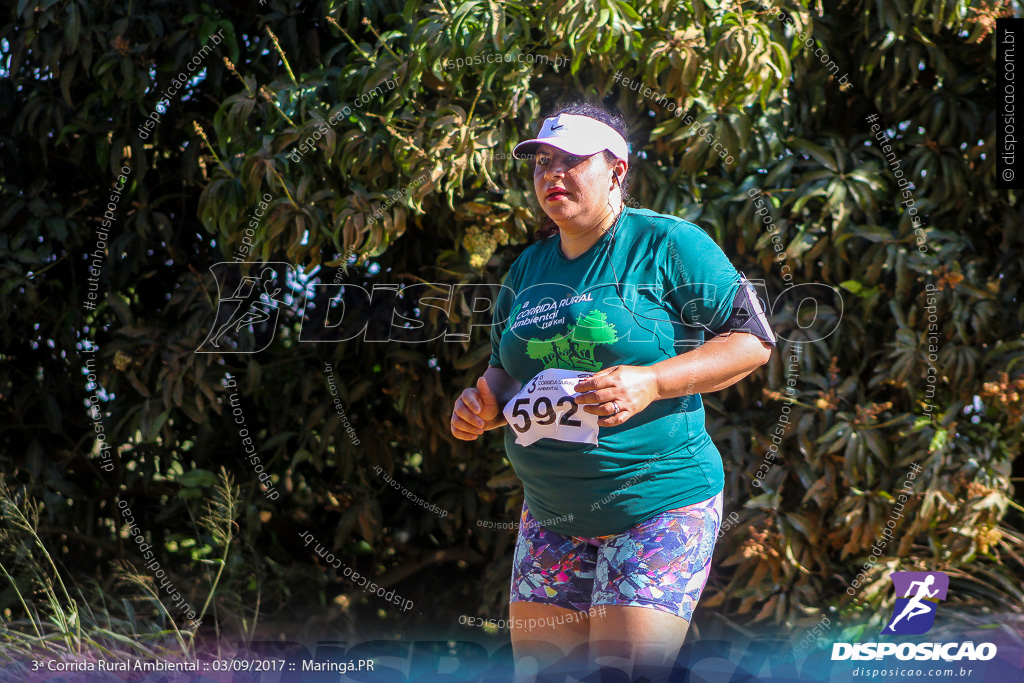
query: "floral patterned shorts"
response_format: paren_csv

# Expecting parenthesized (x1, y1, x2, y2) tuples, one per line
(510, 491, 724, 622)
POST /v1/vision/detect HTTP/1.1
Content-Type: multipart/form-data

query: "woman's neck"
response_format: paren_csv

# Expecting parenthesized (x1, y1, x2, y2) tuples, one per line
(556, 199, 623, 259)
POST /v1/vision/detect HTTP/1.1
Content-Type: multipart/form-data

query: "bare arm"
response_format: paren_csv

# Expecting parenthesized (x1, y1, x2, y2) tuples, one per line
(650, 332, 772, 400)
(478, 365, 522, 429)
(573, 332, 772, 426)
(450, 365, 522, 440)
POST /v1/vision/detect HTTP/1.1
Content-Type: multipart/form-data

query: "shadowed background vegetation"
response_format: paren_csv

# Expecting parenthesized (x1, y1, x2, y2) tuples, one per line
(1, 0, 1022, 661)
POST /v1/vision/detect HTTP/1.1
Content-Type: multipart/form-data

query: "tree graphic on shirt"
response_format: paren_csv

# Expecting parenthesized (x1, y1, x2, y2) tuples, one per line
(525, 309, 618, 371)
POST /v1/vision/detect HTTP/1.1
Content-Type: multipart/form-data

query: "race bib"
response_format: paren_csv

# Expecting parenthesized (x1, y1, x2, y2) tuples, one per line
(503, 369, 600, 446)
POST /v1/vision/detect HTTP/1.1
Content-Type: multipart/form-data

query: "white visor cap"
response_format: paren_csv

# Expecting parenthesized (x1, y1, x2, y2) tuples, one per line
(512, 113, 628, 162)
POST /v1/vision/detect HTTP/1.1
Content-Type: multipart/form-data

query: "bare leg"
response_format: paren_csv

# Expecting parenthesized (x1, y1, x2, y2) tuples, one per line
(588, 605, 690, 680)
(510, 601, 590, 683)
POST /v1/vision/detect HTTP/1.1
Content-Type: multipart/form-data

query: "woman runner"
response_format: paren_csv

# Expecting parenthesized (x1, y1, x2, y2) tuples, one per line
(450, 101, 775, 679)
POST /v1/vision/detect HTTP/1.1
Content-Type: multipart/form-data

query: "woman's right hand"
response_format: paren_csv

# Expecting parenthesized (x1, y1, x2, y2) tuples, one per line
(451, 376, 504, 440)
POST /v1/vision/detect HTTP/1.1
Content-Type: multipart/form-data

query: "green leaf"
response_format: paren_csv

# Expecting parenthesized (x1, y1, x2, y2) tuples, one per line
(64, 3, 80, 52)
(175, 468, 219, 488)
(840, 280, 863, 295)
(263, 431, 296, 451)
(791, 138, 838, 172)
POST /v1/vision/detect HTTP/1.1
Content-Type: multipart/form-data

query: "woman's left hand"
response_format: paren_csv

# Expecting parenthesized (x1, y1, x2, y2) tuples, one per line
(572, 365, 659, 426)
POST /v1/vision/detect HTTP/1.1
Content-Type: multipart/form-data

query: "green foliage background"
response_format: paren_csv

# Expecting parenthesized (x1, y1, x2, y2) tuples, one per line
(1, 0, 1022, 648)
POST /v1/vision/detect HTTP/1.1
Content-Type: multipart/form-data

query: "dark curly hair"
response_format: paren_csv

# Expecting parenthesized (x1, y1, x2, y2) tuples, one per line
(530, 101, 633, 240)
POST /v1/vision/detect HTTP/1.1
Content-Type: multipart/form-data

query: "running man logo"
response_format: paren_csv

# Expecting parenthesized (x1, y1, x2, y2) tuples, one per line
(197, 263, 292, 354)
(881, 571, 949, 635)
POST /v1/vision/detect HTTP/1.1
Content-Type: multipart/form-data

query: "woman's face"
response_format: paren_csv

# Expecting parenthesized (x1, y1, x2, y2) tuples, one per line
(532, 144, 624, 226)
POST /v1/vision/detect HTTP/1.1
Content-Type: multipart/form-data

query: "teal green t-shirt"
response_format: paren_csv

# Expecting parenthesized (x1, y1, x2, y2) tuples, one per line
(488, 206, 743, 537)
